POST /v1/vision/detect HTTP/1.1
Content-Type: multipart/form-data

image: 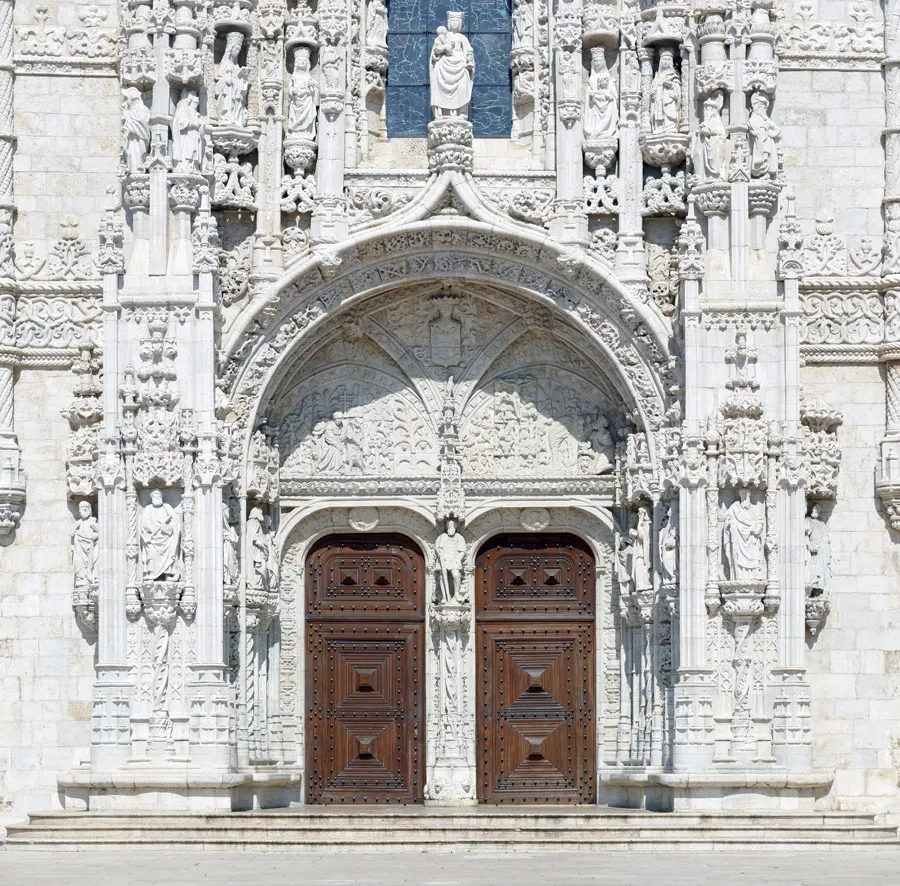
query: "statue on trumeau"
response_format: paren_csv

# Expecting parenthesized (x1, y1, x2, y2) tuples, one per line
(430, 11, 474, 119)
(434, 518, 468, 604)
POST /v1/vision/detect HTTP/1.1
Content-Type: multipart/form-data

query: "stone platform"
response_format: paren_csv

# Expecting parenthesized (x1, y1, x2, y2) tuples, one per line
(4, 808, 898, 852)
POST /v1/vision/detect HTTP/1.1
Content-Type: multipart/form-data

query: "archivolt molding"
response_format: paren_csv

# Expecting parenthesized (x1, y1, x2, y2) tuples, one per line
(226, 173, 672, 352)
(278, 502, 439, 576)
(462, 506, 615, 574)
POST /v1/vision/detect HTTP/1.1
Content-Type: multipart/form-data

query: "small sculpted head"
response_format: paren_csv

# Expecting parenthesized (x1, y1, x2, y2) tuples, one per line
(78, 500, 92, 519)
(750, 90, 769, 115)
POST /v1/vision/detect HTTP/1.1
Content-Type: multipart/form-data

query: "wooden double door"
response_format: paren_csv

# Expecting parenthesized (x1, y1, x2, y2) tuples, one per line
(305, 532, 595, 805)
(306, 534, 425, 804)
(476, 534, 596, 804)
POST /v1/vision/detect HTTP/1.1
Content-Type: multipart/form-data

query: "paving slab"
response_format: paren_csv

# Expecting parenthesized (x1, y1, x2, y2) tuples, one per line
(2, 849, 900, 886)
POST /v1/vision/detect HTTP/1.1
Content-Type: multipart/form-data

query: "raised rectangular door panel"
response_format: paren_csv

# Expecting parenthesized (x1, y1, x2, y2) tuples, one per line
(478, 622, 595, 804)
(306, 535, 425, 804)
(306, 622, 424, 804)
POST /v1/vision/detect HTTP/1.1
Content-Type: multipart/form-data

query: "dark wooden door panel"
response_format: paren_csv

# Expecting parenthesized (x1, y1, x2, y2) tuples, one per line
(306, 534, 425, 805)
(307, 534, 424, 620)
(478, 623, 595, 803)
(476, 534, 596, 805)
(477, 534, 595, 619)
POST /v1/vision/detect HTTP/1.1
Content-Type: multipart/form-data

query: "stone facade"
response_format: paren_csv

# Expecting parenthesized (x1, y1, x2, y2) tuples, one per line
(1, 0, 900, 826)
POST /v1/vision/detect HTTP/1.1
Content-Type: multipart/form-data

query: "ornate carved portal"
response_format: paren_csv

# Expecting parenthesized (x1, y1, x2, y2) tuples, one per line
(305, 534, 426, 804)
(476, 534, 596, 804)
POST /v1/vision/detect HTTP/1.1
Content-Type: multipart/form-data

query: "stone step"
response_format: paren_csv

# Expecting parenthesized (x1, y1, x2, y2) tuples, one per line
(10, 812, 886, 829)
(6, 810, 898, 850)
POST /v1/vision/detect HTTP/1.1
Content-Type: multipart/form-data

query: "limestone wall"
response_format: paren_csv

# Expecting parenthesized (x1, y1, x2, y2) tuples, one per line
(776, 68, 885, 233)
(0, 369, 93, 831)
(803, 364, 900, 814)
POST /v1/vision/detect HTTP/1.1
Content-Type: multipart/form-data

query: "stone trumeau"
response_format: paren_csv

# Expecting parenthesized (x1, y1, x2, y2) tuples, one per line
(2, 0, 900, 827)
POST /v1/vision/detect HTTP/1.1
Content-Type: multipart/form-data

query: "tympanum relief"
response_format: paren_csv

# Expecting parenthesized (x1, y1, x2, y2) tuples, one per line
(274, 290, 624, 485)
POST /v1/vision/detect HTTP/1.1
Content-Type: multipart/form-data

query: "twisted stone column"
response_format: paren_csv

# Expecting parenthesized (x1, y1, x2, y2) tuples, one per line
(0, 0, 24, 539)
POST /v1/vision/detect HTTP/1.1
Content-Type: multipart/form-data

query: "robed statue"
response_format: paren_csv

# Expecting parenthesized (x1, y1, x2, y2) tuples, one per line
(723, 488, 764, 581)
(430, 11, 474, 119)
(140, 489, 182, 581)
(434, 518, 468, 604)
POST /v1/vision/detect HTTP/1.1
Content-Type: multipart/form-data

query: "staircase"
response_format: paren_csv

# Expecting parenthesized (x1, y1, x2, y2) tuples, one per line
(5, 808, 899, 851)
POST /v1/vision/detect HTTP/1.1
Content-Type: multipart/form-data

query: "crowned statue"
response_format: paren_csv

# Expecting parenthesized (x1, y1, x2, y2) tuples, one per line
(430, 11, 475, 119)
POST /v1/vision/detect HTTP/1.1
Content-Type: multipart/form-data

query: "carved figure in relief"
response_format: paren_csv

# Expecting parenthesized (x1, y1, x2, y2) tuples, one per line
(615, 535, 633, 594)
(583, 414, 614, 473)
(72, 500, 99, 589)
(805, 504, 830, 592)
(692, 91, 728, 181)
(367, 0, 388, 48)
(435, 518, 468, 604)
(583, 48, 618, 140)
(310, 411, 365, 475)
(748, 91, 780, 178)
(512, 0, 534, 49)
(172, 91, 204, 172)
(630, 506, 652, 591)
(288, 47, 319, 138)
(223, 505, 240, 589)
(429, 298, 462, 367)
(215, 32, 250, 127)
(140, 489, 182, 581)
(560, 51, 579, 101)
(321, 54, 341, 91)
(247, 506, 277, 593)
(649, 48, 681, 134)
(723, 488, 764, 581)
(659, 505, 678, 584)
(430, 12, 475, 118)
(122, 87, 151, 173)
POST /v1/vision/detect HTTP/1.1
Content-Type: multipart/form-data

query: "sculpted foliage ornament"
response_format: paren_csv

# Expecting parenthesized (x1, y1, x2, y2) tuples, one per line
(800, 396, 842, 499)
(62, 342, 103, 497)
(718, 332, 766, 489)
